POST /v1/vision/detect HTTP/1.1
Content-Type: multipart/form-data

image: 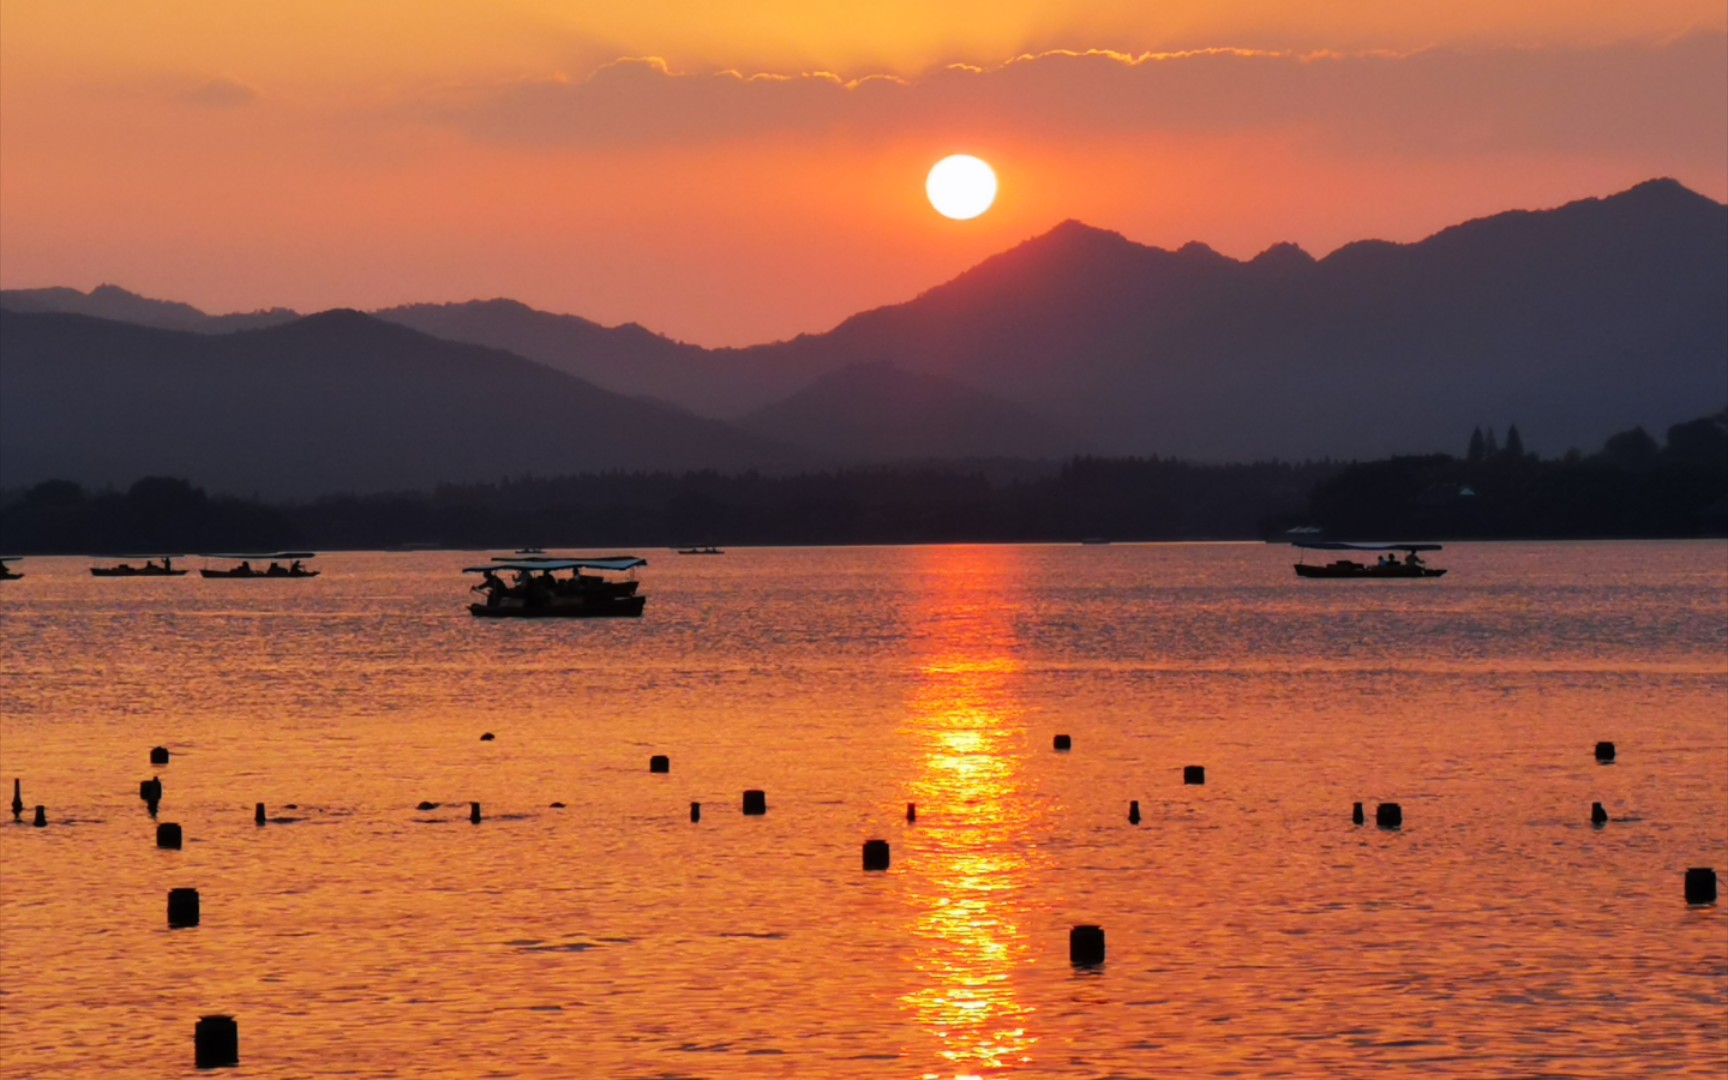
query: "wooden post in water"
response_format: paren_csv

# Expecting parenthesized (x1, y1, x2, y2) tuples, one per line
(157, 822, 183, 849)
(1375, 803, 1402, 830)
(194, 1015, 239, 1068)
(469, 802, 481, 825)
(1353, 802, 1365, 826)
(1591, 802, 1608, 826)
(1128, 800, 1141, 825)
(140, 777, 162, 817)
(1053, 734, 1072, 751)
(689, 801, 701, 823)
(742, 790, 767, 815)
(1685, 868, 1717, 905)
(862, 839, 890, 871)
(32, 805, 46, 828)
(11, 779, 22, 821)
(254, 803, 267, 826)
(167, 888, 200, 928)
(1183, 765, 1205, 785)
(150, 746, 170, 765)
(1069, 925, 1105, 966)
(906, 802, 917, 824)
(1594, 741, 1616, 763)
(649, 755, 670, 774)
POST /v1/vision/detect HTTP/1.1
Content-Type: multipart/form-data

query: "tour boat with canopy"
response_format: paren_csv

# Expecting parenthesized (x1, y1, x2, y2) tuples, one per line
(0, 556, 21, 581)
(466, 556, 647, 618)
(91, 554, 188, 577)
(1292, 541, 1446, 578)
(199, 552, 320, 579)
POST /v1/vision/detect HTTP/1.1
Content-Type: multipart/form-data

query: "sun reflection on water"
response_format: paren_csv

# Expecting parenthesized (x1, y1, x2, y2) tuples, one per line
(900, 547, 1041, 1076)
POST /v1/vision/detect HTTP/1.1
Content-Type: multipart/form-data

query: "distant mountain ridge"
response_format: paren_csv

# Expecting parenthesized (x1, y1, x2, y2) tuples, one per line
(0, 309, 789, 498)
(0, 284, 299, 333)
(4, 178, 1723, 479)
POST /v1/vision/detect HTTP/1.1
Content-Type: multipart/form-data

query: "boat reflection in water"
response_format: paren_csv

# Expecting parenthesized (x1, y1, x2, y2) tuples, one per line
(899, 546, 1042, 1077)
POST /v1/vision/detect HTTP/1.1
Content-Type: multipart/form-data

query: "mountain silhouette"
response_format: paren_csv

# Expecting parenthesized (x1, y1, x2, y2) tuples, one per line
(742, 179, 1726, 460)
(737, 360, 1083, 461)
(4, 179, 1722, 475)
(0, 309, 790, 497)
(0, 284, 299, 333)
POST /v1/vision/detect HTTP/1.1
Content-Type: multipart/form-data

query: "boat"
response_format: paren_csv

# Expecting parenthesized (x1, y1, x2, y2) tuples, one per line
(467, 557, 647, 618)
(1293, 541, 1446, 579)
(199, 552, 321, 579)
(676, 546, 724, 555)
(91, 555, 188, 577)
(0, 556, 21, 581)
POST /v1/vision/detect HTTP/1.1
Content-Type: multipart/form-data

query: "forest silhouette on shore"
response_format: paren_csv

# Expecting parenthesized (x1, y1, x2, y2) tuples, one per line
(1, 414, 1721, 554)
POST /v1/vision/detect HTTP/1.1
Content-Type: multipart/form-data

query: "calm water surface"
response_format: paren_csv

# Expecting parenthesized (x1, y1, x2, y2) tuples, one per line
(1, 542, 1725, 1078)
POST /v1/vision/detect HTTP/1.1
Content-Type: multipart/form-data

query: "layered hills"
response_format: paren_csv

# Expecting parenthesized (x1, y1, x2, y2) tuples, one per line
(2, 179, 1723, 494)
(0, 310, 786, 498)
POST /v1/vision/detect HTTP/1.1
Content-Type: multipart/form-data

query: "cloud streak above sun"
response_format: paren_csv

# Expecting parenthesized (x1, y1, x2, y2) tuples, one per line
(423, 35, 1725, 167)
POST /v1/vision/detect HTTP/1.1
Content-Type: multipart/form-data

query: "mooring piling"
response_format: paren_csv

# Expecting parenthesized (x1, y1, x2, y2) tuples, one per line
(167, 888, 201, 928)
(1376, 803, 1403, 830)
(1685, 868, 1717, 905)
(1069, 924, 1106, 967)
(862, 839, 891, 871)
(157, 822, 183, 849)
(194, 1015, 239, 1069)
(742, 790, 767, 815)
(649, 755, 670, 774)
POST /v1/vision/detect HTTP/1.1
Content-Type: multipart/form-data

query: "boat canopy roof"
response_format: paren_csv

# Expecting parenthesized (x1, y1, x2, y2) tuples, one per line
(202, 551, 318, 560)
(467, 557, 646, 574)
(1295, 541, 1443, 552)
(491, 553, 646, 566)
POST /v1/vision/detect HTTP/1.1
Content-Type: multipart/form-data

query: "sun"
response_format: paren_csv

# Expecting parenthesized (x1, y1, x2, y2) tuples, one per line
(926, 155, 997, 220)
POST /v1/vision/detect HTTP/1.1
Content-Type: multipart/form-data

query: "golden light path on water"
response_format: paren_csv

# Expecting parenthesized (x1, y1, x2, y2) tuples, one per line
(900, 546, 1040, 1077)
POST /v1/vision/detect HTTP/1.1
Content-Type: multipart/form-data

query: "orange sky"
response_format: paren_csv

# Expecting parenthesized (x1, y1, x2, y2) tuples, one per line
(2, 1, 1724, 345)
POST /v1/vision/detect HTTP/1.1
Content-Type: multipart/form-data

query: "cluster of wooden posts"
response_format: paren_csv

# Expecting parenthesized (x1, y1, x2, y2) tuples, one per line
(6, 732, 1720, 1069)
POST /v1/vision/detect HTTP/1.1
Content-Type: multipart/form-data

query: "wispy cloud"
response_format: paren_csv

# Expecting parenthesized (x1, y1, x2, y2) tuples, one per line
(413, 33, 1727, 164)
(181, 76, 260, 109)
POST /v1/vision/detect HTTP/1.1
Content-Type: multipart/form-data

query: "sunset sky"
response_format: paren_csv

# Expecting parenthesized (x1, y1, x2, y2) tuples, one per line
(2, 2, 1723, 346)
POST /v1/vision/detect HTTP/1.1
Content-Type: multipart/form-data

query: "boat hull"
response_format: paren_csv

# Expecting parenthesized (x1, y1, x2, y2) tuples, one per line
(91, 568, 188, 577)
(200, 569, 320, 579)
(1295, 563, 1446, 579)
(470, 595, 646, 618)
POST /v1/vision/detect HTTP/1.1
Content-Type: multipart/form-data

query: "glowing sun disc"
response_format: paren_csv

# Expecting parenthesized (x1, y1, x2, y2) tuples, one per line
(927, 155, 997, 220)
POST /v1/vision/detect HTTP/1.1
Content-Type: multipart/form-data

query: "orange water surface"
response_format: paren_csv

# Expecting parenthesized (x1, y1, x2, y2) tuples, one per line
(1, 542, 1724, 1077)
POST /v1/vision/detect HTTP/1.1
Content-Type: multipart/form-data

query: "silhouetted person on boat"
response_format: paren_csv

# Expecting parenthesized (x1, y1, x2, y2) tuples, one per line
(161, 557, 173, 572)
(473, 569, 506, 606)
(237, 560, 253, 576)
(1406, 552, 1423, 568)
(267, 561, 285, 576)
(289, 559, 304, 574)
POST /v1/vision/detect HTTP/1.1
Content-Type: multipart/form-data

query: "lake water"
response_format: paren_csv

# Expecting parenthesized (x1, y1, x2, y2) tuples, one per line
(1, 542, 1724, 1078)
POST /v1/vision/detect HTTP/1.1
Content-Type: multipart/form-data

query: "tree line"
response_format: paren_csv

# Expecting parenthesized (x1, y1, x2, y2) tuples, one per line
(1, 413, 1721, 553)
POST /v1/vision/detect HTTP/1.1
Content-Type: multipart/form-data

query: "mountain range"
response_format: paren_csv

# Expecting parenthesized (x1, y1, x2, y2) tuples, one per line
(2, 178, 1723, 496)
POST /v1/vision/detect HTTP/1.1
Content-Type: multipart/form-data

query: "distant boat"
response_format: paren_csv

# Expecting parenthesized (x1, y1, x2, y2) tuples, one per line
(1293, 541, 1446, 579)
(91, 555, 187, 577)
(467, 556, 647, 618)
(514, 547, 546, 555)
(0, 556, 21, 581)
(200, 552, 321, 579)
(676, 546, 724, 555)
